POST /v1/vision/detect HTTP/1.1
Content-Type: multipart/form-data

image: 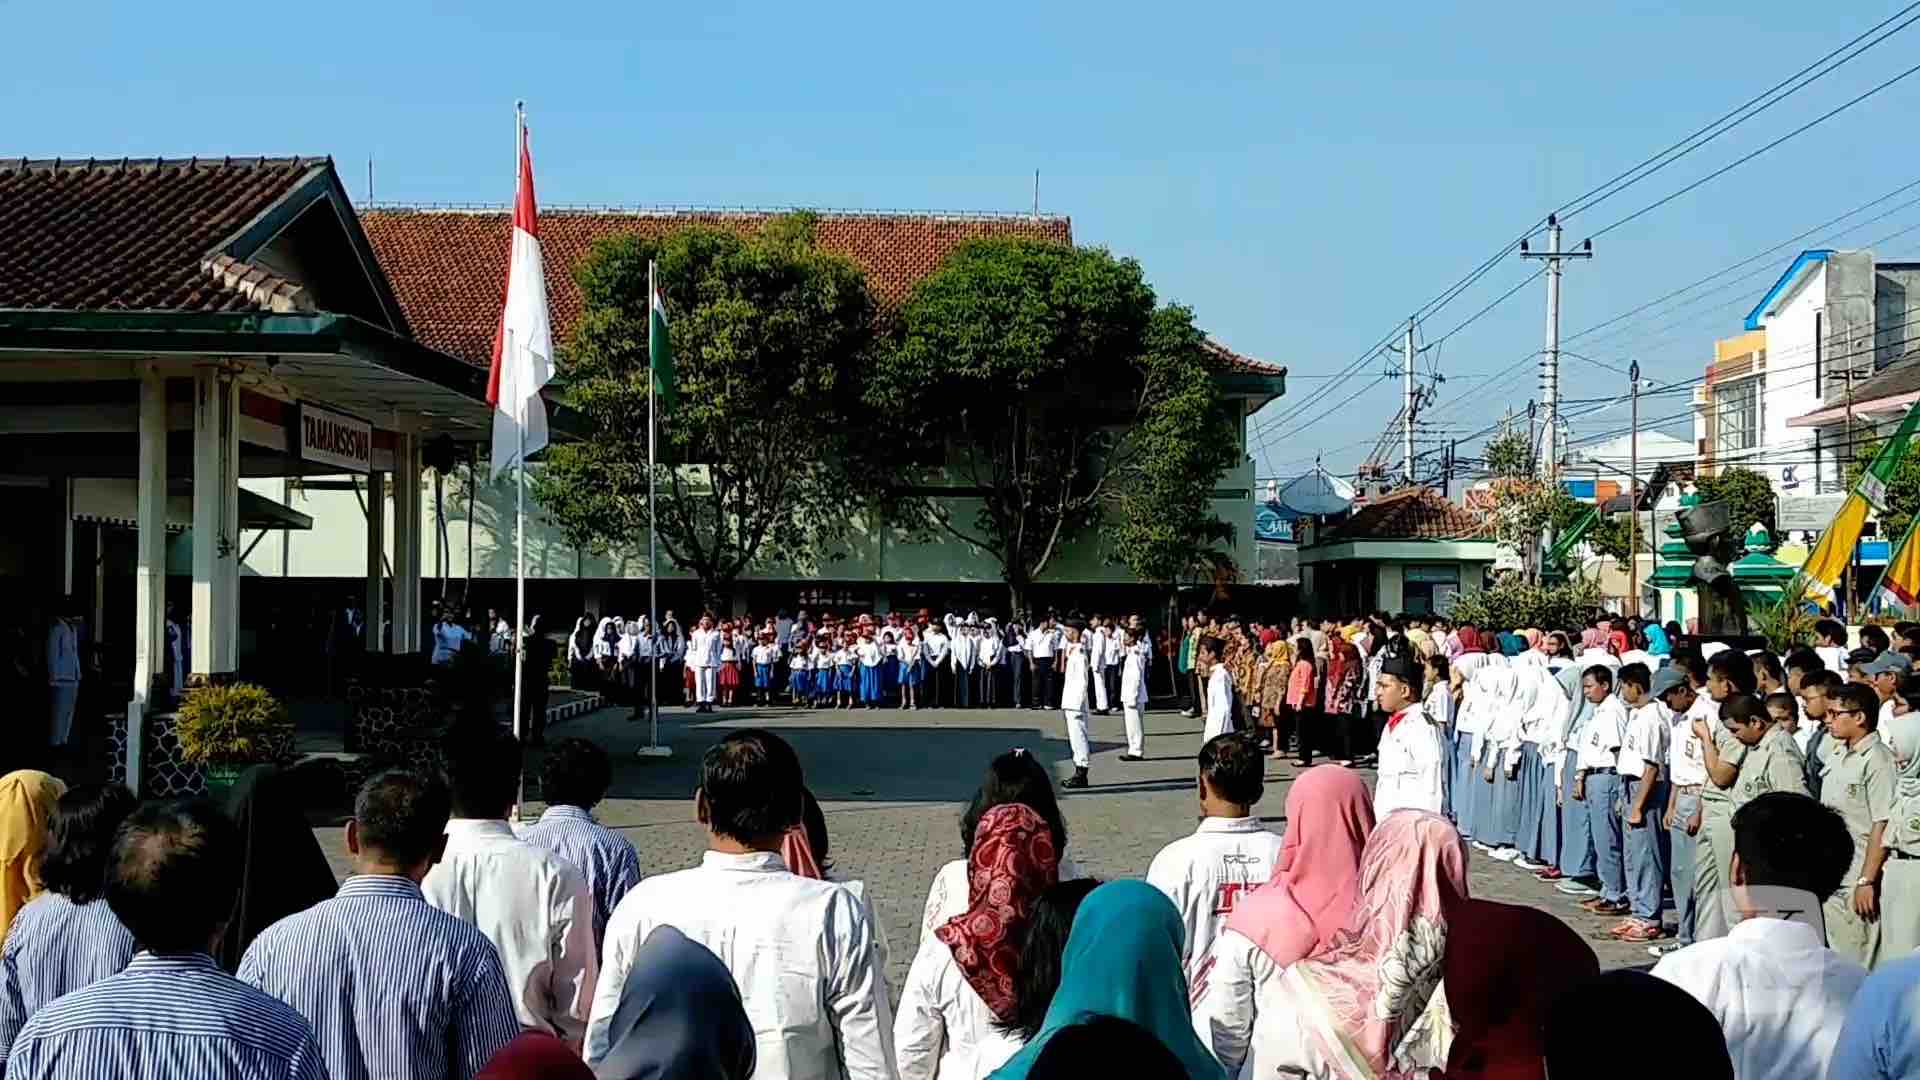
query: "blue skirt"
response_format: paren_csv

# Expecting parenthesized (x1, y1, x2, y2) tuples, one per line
(858, 664, 881, 702)
(789, 669, 809, 695)
(1515, 742, 1546, 861)
(754, 663, 774, 689)
(1486, 746, 1521, 848)
(1451, 733, 1478, 835)
(881, 656, 899, 693)
(813, 669, 832, 696)
(835, 664, 855, 693)
(902, 659, 925, 687)
(1467, 740, 1497, 843)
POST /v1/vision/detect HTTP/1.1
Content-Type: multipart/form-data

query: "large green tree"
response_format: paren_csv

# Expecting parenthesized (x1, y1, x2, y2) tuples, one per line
(533, 214, 877, 609)
(866, 237, 1236, 612)
(1847, 439, 1920, 543)
(1695, 466, 1778, 549)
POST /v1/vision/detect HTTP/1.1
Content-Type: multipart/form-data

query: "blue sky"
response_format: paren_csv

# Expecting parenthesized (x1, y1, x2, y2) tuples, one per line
(11, 1, 1920, 480)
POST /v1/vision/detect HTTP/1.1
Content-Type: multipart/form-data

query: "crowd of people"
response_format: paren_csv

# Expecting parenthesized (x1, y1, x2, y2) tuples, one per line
(12, 603, 1920, 1077)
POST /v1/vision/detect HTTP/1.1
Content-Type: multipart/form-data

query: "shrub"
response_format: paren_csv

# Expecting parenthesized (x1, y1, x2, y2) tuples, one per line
(1444, 575, 1604, 632)
(174, 682, 293, 766)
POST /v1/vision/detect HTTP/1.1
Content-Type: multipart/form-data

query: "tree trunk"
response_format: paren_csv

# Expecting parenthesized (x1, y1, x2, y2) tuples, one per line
(1007, 580, 1026, 620)
(699, 575, 730, 618)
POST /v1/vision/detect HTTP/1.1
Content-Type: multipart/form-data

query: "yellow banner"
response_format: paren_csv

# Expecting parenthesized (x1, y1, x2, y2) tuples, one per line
(1797, 493, 1870, 601)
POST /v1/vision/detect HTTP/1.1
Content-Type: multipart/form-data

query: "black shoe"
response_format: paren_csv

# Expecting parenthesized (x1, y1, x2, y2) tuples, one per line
(1119, 753, 1145, 762)
(1061, 769, 1090, 789)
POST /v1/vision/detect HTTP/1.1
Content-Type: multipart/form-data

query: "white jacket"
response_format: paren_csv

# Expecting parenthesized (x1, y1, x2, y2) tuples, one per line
(1059, 642, 1092, 712)
(587, 851, 895, 1080)
(1375, 703, 1447, 817)
(1121, 647, 1148, 708)
(1204, 665, 1234, 740)
(918, 852, 1085, 944)
(421, 819, 598, 1046)
(687, 627, 724, 669)
(893, 935, 1025, 1080)
(1145, 817, 1284, 985)
(1190, 927, 1277, 1075)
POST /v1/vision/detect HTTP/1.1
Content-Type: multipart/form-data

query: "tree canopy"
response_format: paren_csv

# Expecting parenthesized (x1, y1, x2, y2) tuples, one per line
(866, 237, 1239, 610)
(1695, 467, 1777, 550)
(532, 214, 878, 607)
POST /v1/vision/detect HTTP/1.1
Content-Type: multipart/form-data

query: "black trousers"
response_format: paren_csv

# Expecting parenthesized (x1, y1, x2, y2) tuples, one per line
(1034, 661, 1057, 709)
(955, 666, 974, 707)
(980, 666, 998, 706)
(1008, 652, 1028, 708)
(930, 663, 951, 707)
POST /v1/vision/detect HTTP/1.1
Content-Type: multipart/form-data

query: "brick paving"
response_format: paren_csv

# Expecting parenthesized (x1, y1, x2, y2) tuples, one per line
(313, 701, 1652, 992)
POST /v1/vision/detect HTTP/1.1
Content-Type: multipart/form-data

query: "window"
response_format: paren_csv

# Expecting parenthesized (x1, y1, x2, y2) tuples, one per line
(1715, 376, 1761, 458)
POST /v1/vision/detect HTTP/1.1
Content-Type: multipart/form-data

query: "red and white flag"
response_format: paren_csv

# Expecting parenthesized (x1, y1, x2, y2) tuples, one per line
(486, 118, 553, 479)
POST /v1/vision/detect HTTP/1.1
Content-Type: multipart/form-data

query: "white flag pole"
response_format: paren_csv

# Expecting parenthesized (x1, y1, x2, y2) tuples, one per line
(638, 258, 671, 758)
(511, 101, 530, 816)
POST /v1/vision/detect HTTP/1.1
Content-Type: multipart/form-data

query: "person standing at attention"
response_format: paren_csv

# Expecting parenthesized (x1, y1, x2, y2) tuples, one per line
(1821, 682, 1896, 968)
(1201, 636, 1236, 741)
(686, 615, 724, 714)
(1027, 616, 1059, 711)
(1119, 626, 1148, 762)
(1652, 792, 1863, 1080)
(1059, 621, 1096, 790)
(1611, 663, 1671, 944)
(1572, 665, 1631, 919)
(1145, 734, 1283, 986)
(1691, 649, 1756, 941)
(519, 738, 641, 952)
(6, 801, 327, 1080)
(1372, 649, 1446, 816)
(588, 729, 894, 1079)
(238, 770, 520, 1080)
(422, 732, 598, 1047)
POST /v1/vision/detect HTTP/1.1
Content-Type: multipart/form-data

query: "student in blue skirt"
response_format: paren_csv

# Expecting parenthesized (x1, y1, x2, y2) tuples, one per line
(751, 629, 779, 707)
(856, 629, 883, 709)
(812, 637, 834, 706)
(788, 647, 810, 706)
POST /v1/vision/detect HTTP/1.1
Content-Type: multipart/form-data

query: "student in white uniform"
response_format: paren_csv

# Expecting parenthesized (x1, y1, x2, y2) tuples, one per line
(1058, 622, 1094, 790)
(1119, 627, 1149, 761)
(686, 615, 724, 714)
(1145, 734, 1283, 985)
(1372, 649, 1446, 817)
(588, 729, 894, 1079)
(421, 731, 598, 1047)
(1815, 618, 1850, 674)
(977, 623, 1003, 708)
(1200, 636, 1234, 741)
(895, 804, 1058, 1080)
(1574, 665, 1632, 919)
(1027, 617, 1060, 711)
(1086, 619, 1111, 715)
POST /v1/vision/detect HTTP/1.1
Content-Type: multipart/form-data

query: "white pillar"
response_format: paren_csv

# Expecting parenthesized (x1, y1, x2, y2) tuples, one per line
(191, 367, 239, 675)
(391, 434, 422, 654)
(129, 368, 169, 794)
(365, 470, 386, 653)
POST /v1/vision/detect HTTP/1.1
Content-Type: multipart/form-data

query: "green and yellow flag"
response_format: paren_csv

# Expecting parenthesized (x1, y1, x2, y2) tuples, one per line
(1798, 400, 1920, 602)
(1873, 515, 1920, 611)
(649, 274, 677, 414)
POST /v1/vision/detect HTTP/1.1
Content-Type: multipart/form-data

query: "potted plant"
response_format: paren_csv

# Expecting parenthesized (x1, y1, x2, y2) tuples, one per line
(174, 682, 294, 797)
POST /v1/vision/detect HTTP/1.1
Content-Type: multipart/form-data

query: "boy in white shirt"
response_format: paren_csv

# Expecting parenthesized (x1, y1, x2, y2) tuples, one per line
(1573, 665, 1631, 918)
(1815, 618, 1850, 675)
(1614, 662, 1671, 942)
(1145, 733, 1283, 986)
(1058, 621, 1094, 789)
(977, 624, 1002, 707)
(1200, 636, 1234, 741)
(950, 624, 977, 709)
(1086, 617, 1111, 715)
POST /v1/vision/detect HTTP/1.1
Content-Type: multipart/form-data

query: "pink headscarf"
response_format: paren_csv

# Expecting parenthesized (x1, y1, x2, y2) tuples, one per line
(1579, 626, 1605, 651)
(1454, 627, 1486, 655)
(1224, 766, 1375, 967)
(1291, 810, 1469, 1080)
(1521, 628, 1543, 652)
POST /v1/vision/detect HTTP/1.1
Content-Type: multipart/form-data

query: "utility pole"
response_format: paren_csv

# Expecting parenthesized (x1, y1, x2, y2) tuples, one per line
(1520, 214, 1593, 482)
(1403, 317, 1417, 483)
(1844, 367, 1857, 616)
(1629, 360, 1640, 617)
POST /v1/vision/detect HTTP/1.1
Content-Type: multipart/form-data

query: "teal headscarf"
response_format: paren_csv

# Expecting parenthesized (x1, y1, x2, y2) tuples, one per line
(986, 880, 1225, 1080)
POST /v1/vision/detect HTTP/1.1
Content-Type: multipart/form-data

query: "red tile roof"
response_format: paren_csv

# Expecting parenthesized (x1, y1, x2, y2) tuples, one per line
(1202, 337, 1286, 376)
(0, 157, 329, 312)
(1334, 487, 1486, 541)
(360, 207, 1077, 367)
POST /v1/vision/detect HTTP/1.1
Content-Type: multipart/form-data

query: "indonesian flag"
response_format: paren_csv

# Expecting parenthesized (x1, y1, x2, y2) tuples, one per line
(487, 120, 553, 479)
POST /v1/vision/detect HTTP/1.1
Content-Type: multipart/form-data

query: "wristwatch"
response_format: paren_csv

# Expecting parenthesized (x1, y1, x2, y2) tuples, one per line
(1856, 878, 1878, 887)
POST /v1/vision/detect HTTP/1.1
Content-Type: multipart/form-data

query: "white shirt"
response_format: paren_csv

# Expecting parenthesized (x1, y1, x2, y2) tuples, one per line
(978, 635, 1002, 667)
(1121, 646, 1149, 708)
(1670, 695, 1714, 787)
(893, 935, 1024, 1080)
(1652, 917, 1866, 1080)
(1578, 695, 1628, 771)
(1086, 630, 1107, 668)
(687, 627, 723, 669)
(1028, 627, 1059, 659)
(589, 851, 894, 1080)
(924, 631, 950, 665)
(1204, 665, 1234, 739)
(1060, 641, 1092, 713)
(1146, 817, 1284, 985)
(1618, 648, 1656, 670)
(857, 642, 882, 668)
(1816, 645, 1849, 674)
(1620, 700, 1672, 779)
(421, 819, 597, 1045)
(1574, 647, 1620, 672)
(951, 633, 976, 670)
(1190, 927, 1272, 1074)
(1375, 703, 1447, 817)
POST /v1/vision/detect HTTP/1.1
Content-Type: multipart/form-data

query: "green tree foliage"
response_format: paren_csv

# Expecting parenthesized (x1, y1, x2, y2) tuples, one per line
(532, 214, 878, 608)
(867, 238, 1235, 611)
(1847, 439, 1920, 543)
(1694, 467, 1777, 549)
(1587, 513, 1651, 563)
(1483, 427, 1533, 478)
(1444, 576, 1602, 632)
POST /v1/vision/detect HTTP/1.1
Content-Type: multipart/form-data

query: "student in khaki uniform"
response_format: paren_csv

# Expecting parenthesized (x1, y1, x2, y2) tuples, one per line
(1727, 693, 1810, 804)
(1821, 682, 1896, 967)
(1871, 686, 1920, 966)
(1692, 650, 1756, 942)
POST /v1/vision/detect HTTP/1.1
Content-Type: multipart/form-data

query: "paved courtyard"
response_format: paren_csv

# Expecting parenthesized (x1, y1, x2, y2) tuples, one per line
(314, 702, 1651, 990)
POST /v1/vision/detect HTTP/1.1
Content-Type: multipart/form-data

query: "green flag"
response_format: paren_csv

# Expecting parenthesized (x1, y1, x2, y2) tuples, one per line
(649, 282, 677, 414)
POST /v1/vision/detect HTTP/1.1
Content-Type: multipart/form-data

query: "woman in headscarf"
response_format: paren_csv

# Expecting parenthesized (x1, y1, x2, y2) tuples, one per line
(569, 616, 597, 689)
(479, 1033, 595, 1080)
(985, 881, 1224, 1080)
(921, 750, 1078, 940)
(995, 878, 1101, 1044)
(1543, 972, 1728, 1080)
(1193, 767, 1375, 1073)
(898, 804, 1061, 1080)
(1643, 620, 1672, 658)
(1520, 628, 1544, 654)
(1254, 638, 1293, 760)
(215, 765, 338, 971)
(1449, 652, 1491, 834)
(1496, 629, 1527, 658)
(0, 770, 65, 947)
(1454, 624, 1487, 658)
(590, 926, 756, 1080)
(1872, 706, 1920, 959)
(1328, 637, 1366, 767)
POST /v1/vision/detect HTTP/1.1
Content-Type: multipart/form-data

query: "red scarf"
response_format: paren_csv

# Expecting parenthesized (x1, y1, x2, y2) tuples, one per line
(1386, 707, 1411, 732)
(933, 803, 1060, 1020)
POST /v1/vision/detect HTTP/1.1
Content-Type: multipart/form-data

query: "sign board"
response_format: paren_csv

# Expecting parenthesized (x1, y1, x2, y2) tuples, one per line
(1254, 504, 1296, 543)
(297, 405, 372, 473)
(1777, 493, 1848, 534)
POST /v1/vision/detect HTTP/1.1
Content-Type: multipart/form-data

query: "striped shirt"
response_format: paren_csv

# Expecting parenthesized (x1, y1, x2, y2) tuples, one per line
(7, 951, 325, 1080)
(237, 874, 521, 1080)
(518, 804, 641, 947)
(0, 893, 136, 1069)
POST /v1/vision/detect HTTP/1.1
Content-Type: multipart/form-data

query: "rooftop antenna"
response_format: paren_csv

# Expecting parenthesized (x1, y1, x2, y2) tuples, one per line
(1032, 169, 1039, 221)
(367, 156, 374, 204)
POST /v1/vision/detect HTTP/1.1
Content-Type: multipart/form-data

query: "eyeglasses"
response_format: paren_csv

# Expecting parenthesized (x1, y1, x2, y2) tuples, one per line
(1829, 707, 1866, 719)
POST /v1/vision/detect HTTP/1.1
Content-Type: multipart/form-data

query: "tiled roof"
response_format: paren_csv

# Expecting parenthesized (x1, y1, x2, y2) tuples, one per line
(1202, 337, 1286, 376)
(361, 207, 1076, 367)
(1333, 487, 1486, 541)
(0, 156, 330, 312)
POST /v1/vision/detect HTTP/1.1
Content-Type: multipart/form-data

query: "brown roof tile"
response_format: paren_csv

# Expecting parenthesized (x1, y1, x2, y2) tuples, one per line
(0, 156, 329, 312)
(1201, 337, 1286, 376)
(360, 207, 1075, 366)
(1334, 487, 1486, 541)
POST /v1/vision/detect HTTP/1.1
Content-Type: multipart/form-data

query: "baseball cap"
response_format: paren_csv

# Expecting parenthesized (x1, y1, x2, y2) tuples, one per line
(1650, 667, 1691, 699)
(1865, 651, 1914, 678)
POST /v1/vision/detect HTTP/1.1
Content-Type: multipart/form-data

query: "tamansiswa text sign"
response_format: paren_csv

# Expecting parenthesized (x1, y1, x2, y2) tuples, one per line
(298, 405, 372, 473)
